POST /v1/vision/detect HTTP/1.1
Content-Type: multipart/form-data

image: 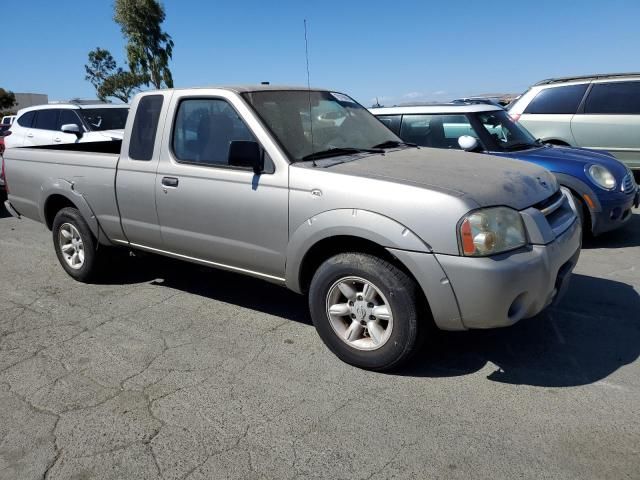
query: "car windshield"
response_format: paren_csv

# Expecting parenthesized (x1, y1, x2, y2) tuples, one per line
(79, 108, 129, 131)
(474, 110, 537, 151)
(242, 90, 399, 162)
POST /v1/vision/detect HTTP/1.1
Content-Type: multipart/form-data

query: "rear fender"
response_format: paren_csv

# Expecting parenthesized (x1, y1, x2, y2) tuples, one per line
(40, 178, 101, 240)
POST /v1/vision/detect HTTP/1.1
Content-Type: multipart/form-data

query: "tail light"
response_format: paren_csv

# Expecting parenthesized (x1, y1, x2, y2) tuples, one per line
(509, 113, 521, 122)
(1, 155, 8, 193)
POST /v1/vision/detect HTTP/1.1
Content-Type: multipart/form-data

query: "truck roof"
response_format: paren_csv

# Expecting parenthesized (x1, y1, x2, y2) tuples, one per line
(143, 85, 332, 94)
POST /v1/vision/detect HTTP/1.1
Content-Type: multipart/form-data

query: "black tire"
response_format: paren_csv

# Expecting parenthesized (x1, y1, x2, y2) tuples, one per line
(308, 253, 424, 371)
(52, 207, 101, 282)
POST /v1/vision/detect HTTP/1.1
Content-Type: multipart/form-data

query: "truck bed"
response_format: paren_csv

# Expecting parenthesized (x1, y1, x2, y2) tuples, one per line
(28, 140, 123, 155)
(3, 144, 123, 243)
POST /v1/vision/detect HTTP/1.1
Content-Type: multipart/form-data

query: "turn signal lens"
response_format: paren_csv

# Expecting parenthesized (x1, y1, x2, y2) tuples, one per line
(459, 207, 527, 257)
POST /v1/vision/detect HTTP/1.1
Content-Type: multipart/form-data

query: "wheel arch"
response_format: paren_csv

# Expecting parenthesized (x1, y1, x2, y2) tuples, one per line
(286, 209, 432, 294)
(40, 181, 100, 238)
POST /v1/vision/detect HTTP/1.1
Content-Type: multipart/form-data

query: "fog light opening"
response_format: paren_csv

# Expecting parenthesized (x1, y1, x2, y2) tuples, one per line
(610, 207, 621, 220)
(508, 293, 527, 322)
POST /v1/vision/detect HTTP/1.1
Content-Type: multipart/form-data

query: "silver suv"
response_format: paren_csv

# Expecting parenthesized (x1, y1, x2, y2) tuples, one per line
(508, 73, 640, 171)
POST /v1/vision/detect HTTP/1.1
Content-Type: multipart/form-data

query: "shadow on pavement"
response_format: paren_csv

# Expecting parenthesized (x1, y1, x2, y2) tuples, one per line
(403, 273, 640, 387)
(583, 210, 639, 249)
(97, 252, 638, 387)
(98, 252, 311, 325)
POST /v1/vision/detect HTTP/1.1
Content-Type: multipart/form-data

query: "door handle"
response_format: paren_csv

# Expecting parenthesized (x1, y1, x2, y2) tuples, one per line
(161, 177, 179, 188)
(54, 138, 62, 142)
(27, 133, 34, 138)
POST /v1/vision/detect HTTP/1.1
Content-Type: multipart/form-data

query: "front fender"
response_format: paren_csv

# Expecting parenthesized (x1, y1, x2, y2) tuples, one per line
(285, 208, 431, 292)
(39, 179, 101, 238)
(553, 172, 602, 213)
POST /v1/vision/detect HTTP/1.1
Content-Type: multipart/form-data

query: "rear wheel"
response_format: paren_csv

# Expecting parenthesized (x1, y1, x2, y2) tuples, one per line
(309, 253, 424, 371)
(52, 207, 102, 282)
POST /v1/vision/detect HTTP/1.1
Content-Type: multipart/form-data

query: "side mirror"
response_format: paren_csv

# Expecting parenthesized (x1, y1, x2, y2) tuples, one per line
(228, 140, 263, 174)
(458, 135, 479, 152)
(61, 124, 83, 139)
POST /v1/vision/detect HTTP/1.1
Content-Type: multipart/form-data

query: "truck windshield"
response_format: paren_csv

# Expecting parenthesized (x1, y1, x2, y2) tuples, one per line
(473, 110, 538, 151)
(242, 90, 399, 162)
(79, 108, 129, 131)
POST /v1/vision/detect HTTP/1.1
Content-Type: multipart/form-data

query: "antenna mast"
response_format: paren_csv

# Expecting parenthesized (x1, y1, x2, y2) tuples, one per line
(304, 19, 316, 166)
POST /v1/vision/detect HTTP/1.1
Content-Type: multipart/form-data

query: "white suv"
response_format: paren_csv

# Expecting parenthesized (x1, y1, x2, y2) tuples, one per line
(5, 103, 128, 149)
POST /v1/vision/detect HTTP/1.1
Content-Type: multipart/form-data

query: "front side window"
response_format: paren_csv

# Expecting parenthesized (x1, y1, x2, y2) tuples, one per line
(58, 110, 83, 131)
(400, 114, 477, 149)
(34, 109, 59, 130)
(474, 110, 537, 151)
(172, 98, 255, 166)
(523, 84, 588, 114)
(243, 90, 398, 162)
(17, 111, 36, 128)
(376, 115, 401, 135)
(129, 95, 163, 161)
(80, 108, 129, 131)
(584, 82, 640, 114)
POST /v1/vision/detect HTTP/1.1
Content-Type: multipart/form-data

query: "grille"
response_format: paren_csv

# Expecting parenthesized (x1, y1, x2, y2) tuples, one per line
(534, 188, 576, 238)
(621, 173, 635, 194)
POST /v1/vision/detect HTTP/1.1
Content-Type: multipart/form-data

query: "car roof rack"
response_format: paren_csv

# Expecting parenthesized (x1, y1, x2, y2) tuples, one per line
(534, 72, 640, 86)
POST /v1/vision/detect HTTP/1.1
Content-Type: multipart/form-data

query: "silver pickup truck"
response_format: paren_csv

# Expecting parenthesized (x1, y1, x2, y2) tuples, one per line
(3, 86, 581, 370)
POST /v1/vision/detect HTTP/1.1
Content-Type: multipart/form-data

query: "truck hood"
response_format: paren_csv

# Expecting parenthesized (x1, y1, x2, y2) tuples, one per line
(492, 144, 629, 181)
(323, 147, 557, 210)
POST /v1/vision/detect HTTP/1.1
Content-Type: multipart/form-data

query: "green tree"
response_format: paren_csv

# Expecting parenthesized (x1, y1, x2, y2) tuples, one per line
(99, 71, 146, 103)
(85, 47, 145, 102)
(84, 48, 118, 92)
(114, 0, 174, 89)
(0, 88, 17, 113)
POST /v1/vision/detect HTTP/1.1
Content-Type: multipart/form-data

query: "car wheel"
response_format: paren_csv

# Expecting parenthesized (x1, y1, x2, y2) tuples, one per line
(309, 253, 424, 371)
(52, 207, 101, 282)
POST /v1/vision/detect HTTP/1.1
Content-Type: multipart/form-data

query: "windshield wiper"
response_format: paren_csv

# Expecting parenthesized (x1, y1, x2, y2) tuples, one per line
(300, 147, 384, 162)
(504, 142, 535, 151)
(372, 140, 419, 149)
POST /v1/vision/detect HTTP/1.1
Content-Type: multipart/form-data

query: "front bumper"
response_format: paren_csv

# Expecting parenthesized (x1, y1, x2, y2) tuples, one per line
(434, 218, 581, 329)
(591, 189, 638, 235)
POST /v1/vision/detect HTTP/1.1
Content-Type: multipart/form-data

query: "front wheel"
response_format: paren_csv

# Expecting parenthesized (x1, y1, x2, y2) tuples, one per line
(309, 253, 425, 371)
(52, 207, 101, 282)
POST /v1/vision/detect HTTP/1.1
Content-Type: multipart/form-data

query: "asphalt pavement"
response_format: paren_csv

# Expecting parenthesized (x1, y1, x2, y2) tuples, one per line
(0, 208, 638, 480)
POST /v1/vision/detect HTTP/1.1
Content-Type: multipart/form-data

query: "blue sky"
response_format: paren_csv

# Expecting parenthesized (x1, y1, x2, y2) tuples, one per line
(3, 0, 640, 106)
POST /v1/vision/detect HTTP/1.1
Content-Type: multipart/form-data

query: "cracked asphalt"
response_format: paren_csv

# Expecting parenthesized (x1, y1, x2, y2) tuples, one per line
(0, 208, 639, 480)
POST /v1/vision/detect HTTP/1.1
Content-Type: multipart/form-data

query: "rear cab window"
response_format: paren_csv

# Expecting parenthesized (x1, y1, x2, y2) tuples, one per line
(523, 84, 588, 114)
(129, 95, 164, 161)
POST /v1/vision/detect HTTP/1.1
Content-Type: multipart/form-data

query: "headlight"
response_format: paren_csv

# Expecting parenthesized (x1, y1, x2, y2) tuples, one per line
(586, 164, 616, 190)
(459, 207, 527, 256)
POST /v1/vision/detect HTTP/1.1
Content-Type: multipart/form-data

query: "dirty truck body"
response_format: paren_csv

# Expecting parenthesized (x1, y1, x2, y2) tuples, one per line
(3, 86, 581, 370)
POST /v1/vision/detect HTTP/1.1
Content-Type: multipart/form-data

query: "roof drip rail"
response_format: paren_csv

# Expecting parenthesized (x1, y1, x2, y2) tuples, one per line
(534, 72, 640, 86)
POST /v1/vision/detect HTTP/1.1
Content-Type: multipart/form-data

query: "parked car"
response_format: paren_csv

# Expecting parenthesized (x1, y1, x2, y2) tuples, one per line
(4, 103, 128, 149)
(3, 86, 581, 371)
(371, 103, 639, 236)
(508, 73, 640, 171)
(1, 115, 16, 126)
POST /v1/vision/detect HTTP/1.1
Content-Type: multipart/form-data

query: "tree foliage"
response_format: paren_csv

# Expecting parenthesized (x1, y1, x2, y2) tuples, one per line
(114, 0, 174, 89)
(0, 88, 17, 112)
(99, 71, 147, 103)
(85, 47, 145, 102)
